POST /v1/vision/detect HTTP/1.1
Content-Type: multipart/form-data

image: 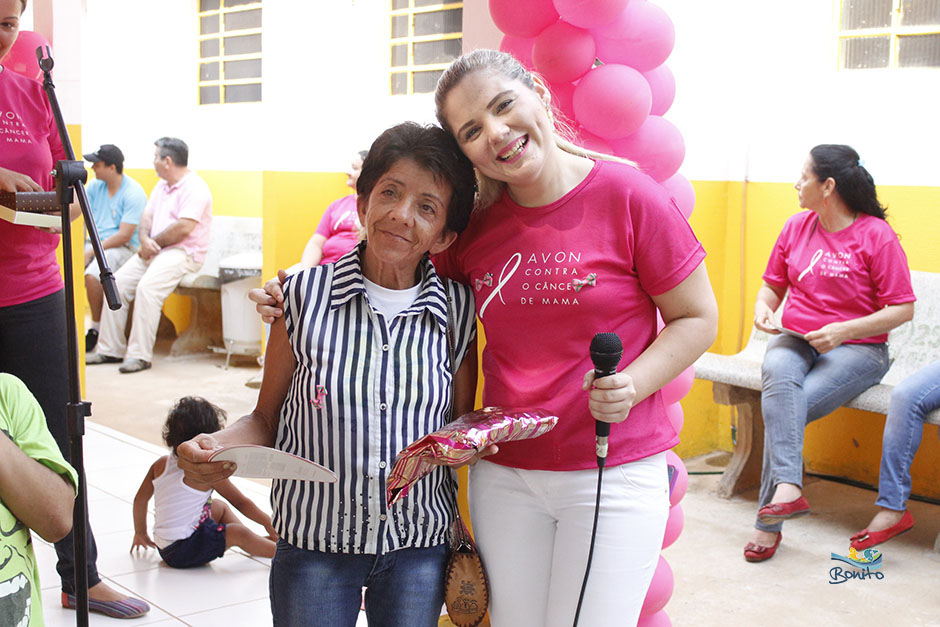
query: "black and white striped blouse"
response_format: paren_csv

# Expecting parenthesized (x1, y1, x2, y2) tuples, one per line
(273, 245, 476, 554)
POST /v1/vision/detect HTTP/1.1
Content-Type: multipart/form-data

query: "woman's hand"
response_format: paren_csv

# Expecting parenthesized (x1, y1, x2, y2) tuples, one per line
(753, 301, 781, 334)
(582, 370, 637, 424)
(0, 167, 43, 193)
(249, 269, 288, 323)
(805, 322, 851, 354)
(264, 522, 279, 542)
(176, 434, 236, 485)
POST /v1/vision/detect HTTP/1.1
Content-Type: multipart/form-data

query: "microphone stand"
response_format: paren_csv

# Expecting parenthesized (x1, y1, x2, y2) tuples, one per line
(37, 45, 121, 627)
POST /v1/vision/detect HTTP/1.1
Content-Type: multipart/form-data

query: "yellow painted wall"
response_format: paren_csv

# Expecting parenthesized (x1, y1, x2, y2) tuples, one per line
(683, 179, 940, 499)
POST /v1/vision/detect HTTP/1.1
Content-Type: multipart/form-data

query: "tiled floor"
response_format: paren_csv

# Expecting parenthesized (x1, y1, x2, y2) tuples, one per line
(38, 422, 292, 627)
(36, 346, 940, 625)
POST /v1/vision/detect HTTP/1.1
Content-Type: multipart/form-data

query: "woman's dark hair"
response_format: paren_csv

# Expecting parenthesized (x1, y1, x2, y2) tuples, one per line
(357, 122, 475, 234)
(155, 136, 189, 167)
(163, 396, 226, 455)
(810, 144, 886, 219)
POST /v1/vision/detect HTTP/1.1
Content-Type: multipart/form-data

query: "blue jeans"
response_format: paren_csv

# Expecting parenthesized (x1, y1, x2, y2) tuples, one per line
(876, 360, 940, 511)
(756, 334, 889, 533)
(269, 539, 447, 627)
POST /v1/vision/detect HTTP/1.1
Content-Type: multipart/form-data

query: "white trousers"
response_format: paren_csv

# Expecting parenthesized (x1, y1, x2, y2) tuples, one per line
(96, 248, 201, 362)
(469, 453, 669, 627)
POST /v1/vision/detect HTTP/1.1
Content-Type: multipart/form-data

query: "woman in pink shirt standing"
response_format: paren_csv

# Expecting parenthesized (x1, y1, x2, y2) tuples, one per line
(0, 0, 149, 617)
(430, 50, 718, 626)
(744, 144, 915, 562)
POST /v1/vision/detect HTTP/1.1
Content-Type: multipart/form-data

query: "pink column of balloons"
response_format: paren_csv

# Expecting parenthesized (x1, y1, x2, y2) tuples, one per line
(490, 2, 694, 623)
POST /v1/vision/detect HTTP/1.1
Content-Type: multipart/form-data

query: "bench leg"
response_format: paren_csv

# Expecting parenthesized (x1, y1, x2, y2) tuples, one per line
(713, 384, 764, 499)
(170, 289, 222, 356)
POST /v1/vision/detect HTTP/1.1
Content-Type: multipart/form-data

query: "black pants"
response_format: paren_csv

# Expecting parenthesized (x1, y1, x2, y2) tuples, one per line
(0, 290, 100, 593)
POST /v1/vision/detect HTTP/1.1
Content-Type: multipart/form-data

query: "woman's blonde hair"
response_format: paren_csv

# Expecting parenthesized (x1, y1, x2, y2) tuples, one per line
(435, 48, 633, 210)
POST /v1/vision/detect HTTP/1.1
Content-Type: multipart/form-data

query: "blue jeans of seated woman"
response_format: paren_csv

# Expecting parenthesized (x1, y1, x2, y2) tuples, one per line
(755, 334, 889, 533)
(269, 539, 447, 627)
(876, 360, 940, 512)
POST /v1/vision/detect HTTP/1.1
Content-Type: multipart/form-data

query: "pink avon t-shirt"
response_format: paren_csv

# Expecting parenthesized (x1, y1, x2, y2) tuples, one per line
(315, 194, 360, 265)
(763, 211, 914, 343)
(435, 160, 705, 471)
(0, 67, 67, 307)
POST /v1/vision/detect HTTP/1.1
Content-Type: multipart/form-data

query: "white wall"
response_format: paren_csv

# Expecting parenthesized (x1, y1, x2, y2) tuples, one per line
(79, 0, 441, 174)
(658, 0, 940, 186)
(75, 0, 939, 187)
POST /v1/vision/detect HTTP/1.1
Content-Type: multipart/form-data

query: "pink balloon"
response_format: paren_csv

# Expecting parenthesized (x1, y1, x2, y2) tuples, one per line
(665, 401, 684, 436)
(532, 21, 596, 83)
(641, 555, 674, 616)
(553, 0, 630, 29)
(593, 2, 675, 71)
(575, 128, 612, 154)
(660, 172, 695, 219)
(609, 115, 685, 182)
(4, 31, 51, 81)
(572, 63, 650, 140)
(661, 365, 693, 405)
(661, 503, 684, 549)
(547, 79, 577, 120)
(500, 34, 536, 69)
(665, 449, 688, 507)
(638, 610, 672, 627)
(643, 65, 676, 116)
(489, 0, 559, 38)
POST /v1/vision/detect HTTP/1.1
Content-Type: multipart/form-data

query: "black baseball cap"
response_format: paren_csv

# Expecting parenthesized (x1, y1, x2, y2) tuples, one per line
(83, 144, 124, 167)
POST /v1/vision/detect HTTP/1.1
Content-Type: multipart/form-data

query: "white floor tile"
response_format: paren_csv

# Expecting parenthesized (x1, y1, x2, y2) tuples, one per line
(179, 597, 273, 627)
(107, 552, 270, 617)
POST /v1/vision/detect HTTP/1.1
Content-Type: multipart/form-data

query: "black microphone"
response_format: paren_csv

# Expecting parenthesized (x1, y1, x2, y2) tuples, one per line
(590, 332, 623, 468)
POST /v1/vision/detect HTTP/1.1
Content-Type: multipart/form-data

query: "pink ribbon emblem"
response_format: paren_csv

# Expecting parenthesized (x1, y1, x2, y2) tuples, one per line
(311, 385, 328, 409)
(572, 273, 597, 292)
(474, 272, 494, 291)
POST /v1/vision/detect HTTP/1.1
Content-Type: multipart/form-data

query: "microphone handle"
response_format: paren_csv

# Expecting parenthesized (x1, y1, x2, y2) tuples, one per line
(593, 364, 618, 464)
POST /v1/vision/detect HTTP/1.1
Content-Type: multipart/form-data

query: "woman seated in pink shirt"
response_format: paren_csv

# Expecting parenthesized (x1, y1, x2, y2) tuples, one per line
(745, 144, 915, 563)
(296, 150, 368, 270)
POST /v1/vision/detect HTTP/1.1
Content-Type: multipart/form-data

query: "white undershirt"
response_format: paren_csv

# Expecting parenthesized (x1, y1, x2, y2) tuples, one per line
(362, 276, 421, 320)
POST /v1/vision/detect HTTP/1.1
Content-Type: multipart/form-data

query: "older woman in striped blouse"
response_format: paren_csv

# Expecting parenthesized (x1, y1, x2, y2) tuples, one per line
(178, 122, 479, 627)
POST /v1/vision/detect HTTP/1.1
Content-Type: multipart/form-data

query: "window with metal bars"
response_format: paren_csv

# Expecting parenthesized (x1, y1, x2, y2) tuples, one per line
(198, 0, 262, 104)
(838, 0, 940, 69)
(390, 0, 463, 95)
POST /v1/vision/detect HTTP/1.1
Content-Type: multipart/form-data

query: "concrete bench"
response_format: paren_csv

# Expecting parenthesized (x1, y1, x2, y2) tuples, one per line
(169, 216, 262, 356)
(694, 270, 940, 544)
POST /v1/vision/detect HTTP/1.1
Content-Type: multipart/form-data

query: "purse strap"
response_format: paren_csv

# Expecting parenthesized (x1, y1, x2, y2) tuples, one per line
(444, 278, 456, 422)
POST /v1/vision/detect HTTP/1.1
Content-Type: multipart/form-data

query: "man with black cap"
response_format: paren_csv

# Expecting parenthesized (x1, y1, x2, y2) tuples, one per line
(82, 144, 147, 352)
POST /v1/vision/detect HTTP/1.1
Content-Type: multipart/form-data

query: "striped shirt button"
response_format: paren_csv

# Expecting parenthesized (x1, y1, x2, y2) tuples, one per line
(382, 344, 389, 351)
(380, 403, 387, 411)
(379, 461, 387, 468)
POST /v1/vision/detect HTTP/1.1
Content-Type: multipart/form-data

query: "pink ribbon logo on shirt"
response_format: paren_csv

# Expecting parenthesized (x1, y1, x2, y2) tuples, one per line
(798, 249, 824, 282)
(572, 273, 597, 292)
(474, 273, 493, 291)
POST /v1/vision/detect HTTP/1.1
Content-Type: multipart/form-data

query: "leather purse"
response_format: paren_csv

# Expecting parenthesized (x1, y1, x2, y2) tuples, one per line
(442, 279, 489, 627)
(444, 514, 489, 627)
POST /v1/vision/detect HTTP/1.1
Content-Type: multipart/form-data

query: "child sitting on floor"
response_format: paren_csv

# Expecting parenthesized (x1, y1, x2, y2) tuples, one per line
(131, 396, 276, 567)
